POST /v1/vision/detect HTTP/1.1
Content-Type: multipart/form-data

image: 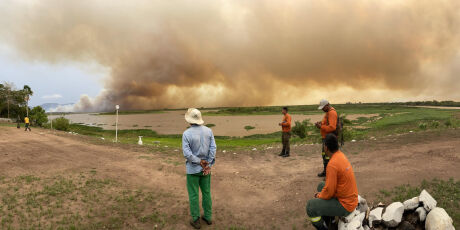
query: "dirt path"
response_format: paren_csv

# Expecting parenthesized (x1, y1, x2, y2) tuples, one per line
(1, 127, 459, 229)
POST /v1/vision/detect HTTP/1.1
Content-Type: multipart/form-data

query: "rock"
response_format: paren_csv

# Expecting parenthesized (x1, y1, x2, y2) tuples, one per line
(344, 209, 361, 223)
(338, 219, 364, 230)
(405, 212, 420, 225)
(397, 221, 416, 230)
(403, 197, 420, 210)
(363, 225, 370, 230)
(425, 207, 454, 230)
(369, 207, 383, 227)
(419, 190, 437, 212)
(415, 207, 427, 222)
(382, 202, 404, 227)
(357, 195, 369, 213)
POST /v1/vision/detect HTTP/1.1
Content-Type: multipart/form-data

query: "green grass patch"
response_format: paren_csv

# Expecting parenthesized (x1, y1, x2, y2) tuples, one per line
(376, 178, 460, 228)
(0, 173, 172, 229)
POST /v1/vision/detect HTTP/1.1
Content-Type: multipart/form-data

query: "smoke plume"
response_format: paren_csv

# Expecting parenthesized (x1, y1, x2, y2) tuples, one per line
(1, 0, 459, 111)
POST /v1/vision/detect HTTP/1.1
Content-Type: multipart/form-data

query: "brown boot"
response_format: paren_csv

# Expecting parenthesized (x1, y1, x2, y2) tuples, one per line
(190, 218, 201, 229)
(201, 216, 212, 225)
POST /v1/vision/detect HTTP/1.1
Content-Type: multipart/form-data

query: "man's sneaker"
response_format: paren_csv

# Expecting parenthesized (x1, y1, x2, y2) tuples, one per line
(201, 216, 212, 225)
(190, 218, 201, 229)
(282, 153, 290, 158)
(278, 152, 286, 156)
(317, 171, 326, 177)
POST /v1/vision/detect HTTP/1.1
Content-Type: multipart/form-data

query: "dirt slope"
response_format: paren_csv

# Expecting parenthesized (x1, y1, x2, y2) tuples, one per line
(1, 127, 459, 229)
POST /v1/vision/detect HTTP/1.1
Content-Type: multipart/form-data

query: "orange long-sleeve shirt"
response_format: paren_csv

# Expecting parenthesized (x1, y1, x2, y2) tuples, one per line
(318, 150, 358, 212)
(320, 107, 337, 138)
(281, 113, 291, 132)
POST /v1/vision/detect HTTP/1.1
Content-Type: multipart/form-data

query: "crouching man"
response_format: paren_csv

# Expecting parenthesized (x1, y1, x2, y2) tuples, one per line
(306, 133, 358, 230)
(182, 108, 216, 229)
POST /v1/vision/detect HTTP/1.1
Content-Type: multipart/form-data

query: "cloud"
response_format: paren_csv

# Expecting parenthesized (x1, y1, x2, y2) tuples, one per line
(41, 94, 63, 99)
(1, 0, 459, 111)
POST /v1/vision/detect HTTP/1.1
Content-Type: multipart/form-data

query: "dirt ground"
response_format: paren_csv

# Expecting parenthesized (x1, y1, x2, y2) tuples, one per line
(1, 127, 459, 229)
(48, 111, 378, 136)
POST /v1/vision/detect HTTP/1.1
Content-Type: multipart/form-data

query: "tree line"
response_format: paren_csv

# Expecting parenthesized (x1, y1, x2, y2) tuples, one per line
(0, 82, 48, 126)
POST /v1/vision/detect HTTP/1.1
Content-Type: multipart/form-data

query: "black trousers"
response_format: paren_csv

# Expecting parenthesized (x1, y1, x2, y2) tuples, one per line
(321, 138, 329, 169)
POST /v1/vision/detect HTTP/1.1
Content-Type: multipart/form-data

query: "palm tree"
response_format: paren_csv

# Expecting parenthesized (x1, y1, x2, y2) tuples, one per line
(22, 85, 33, 117)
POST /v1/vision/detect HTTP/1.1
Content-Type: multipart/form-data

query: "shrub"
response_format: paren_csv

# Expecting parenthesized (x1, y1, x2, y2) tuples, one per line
(430, 121, 440, 128)
(418, 123, 427, 130)
(244, 125, 255, 131)
(52, 117, 70, 131)
(444, 119, 452, 127)
(291, 121, 307, 138)
(292, 119, 313, 139)
(29, 106, 48, 127)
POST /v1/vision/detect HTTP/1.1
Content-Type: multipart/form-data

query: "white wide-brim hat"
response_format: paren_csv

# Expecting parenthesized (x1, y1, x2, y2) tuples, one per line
(318, 99, 330, 110)
(185, 108, 204, 125)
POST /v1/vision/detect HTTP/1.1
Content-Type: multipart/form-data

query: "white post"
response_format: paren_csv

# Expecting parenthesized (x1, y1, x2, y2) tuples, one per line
(115, 105, 119, 142)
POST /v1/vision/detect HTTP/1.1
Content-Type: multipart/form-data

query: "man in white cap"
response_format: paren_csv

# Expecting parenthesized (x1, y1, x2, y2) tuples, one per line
(315, 99, 338, 177)
(182, 108, 216, 229)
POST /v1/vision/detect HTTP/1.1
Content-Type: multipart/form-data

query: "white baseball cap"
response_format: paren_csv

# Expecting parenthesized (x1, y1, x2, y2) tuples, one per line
(185, 108, 204, 125)
(318, 99, 330, 110)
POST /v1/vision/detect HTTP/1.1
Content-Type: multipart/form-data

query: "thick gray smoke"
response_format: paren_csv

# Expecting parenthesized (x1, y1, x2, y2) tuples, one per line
(1, 0, 459, 111)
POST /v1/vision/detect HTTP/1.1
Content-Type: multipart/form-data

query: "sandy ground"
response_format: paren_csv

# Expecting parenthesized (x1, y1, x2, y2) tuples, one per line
(49, 111, 378, 136)
(1, 127, 459, 229)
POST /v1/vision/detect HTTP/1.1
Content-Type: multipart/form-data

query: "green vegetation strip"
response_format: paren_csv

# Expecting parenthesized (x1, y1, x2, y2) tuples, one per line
(376, 178, 459, 229)
(0, 173, 174, 229)
(39, 105, 460, 148)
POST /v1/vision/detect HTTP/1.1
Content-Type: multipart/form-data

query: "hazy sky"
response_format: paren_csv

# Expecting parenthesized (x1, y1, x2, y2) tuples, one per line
(0, 44, 105, 106)
(0, 0, 459, 111)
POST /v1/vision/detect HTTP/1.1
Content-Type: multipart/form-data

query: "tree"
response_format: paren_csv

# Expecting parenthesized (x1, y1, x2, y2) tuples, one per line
(22, 85, 33, 117)
(1, 82, 16, 119)
(30, 106, 48, 127)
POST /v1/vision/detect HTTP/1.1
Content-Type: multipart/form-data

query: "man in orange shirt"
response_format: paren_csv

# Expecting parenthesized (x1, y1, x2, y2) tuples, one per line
(315, 99, 337, 177)
(278, 107, 291, 157)
(306, 133, 358, 230)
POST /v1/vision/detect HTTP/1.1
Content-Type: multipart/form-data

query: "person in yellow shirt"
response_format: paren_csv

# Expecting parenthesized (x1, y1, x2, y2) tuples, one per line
(306, 133, 358, 230)
(24, 117, 31, 131)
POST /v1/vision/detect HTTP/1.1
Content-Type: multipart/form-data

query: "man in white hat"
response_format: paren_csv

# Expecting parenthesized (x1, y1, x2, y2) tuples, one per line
(315, 99, 338, 177)
(182, 108, 216, 229)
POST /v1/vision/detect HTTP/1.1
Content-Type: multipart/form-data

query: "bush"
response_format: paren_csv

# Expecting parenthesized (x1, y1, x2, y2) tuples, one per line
(292, 121, 307, 138)
(244, 125, 255, 131)
(29, 106, 48, 127)
(291, 119, 312, 139)
(430, 121, 440, 128)
(418, 123, 427, 130)
(52, 117, 70, 131)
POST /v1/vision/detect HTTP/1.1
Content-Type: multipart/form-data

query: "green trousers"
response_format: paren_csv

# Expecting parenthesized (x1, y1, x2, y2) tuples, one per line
(187, 172, 212, 221)
(306, 181, 350, 228)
